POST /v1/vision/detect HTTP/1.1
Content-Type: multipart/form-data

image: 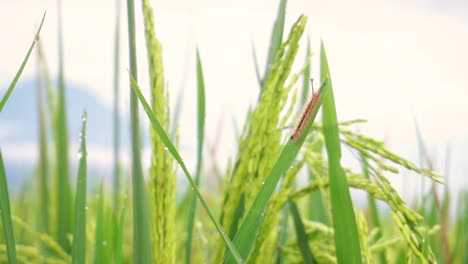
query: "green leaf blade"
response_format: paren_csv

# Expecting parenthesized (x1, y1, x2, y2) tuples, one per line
(262, 0, 287, 88)
(56, 0, 73, 251)
(71, 111, 88, 264)
(288, 198, 316, 264)
(0, 150, 18, 264)
(114, 197, 127, 264)
(112, 0, 122, 209)
(185, 48, 207, 263)
(35, 41, 51, 238)
(320, 41, 362, 264)
(0, 11, 46, 112)
(93, 182, 111, 264)
(126, 0, 154, 262)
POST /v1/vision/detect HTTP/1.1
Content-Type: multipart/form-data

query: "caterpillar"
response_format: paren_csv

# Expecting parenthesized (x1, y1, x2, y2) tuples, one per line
(290, 79, 322, 141)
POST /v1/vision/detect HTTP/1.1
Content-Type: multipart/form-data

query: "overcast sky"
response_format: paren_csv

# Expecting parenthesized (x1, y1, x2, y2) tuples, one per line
(1, 0, 467, 198)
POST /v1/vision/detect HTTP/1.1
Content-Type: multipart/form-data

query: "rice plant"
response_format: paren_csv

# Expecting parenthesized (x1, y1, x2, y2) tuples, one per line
(1, 1, 463, 264)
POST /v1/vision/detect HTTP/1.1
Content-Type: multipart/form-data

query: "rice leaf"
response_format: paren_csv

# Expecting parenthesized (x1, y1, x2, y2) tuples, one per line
(128, 72, 244, 264)
(451, 191, 468, 262)
(320, 41, 362, 263)
(126, 0, 154, 262)
(94, 182, 111, 263)
(306, 167, 328, 224)
(185, 48, 206, 263)
(0, 11, 46, 112)
(112, 0, 122, 209)
(35, 46, 50, 236)
(0, 150, 18, 263)
(114, 192, 127, 264)
(224, 80, 329, 264)
(288, 198, 316, 264)
(36, 39, 58, 124)
(275, 206, 289, 264)
(71, 111, 88, 264)
(56, 0, 73, 252)
(228, 193, 246, 239)
(262, 0, 287, 88)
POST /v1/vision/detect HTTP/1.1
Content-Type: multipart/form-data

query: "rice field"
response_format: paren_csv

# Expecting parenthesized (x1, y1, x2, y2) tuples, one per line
(0, 0, 466, 263)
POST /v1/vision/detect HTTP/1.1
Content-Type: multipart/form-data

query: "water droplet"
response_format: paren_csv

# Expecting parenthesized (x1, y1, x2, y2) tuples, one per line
(102, 240, 108, 246)
(85, 206, 89, 210)
(261, 181, 265, 185)
(77, 152, 82, 159)
(164, 147, 168, 151)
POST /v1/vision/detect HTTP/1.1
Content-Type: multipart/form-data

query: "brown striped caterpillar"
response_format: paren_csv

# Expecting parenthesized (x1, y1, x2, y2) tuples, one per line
(290, 79, 322, 141)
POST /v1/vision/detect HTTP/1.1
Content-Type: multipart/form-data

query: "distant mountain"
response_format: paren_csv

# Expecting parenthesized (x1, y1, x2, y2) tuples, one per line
(0, 78, 131, 148)
(0, 78, 135, 192)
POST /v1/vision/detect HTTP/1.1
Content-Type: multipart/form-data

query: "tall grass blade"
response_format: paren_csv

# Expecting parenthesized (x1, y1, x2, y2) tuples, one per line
(185, 48, 206, 263)
(37, 40, 58, 121)
(35, 46, 50, 235)
(288, 198, 316, 264)
(228, 193, 245, 239)
(94, 182, 111, 263)
(128, 73, 244, 264)
(15, 180, 32, 244)
(71, 111, 88, 264)
(0, 150, 18, 264)
(56, 0, 73, 252)
(307, 168, 328, 224)
(126, 0, 154, 262)
(275, 206, 289, 264)
(262, 0, 287, 88)
(451, 191, 467, 262)
(113, 0, 122, 209)
(114, 195, 127, 264)
(320, 41, 362, 264)
(224, 81, 329, 264)
(0, 11, 46, 112)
